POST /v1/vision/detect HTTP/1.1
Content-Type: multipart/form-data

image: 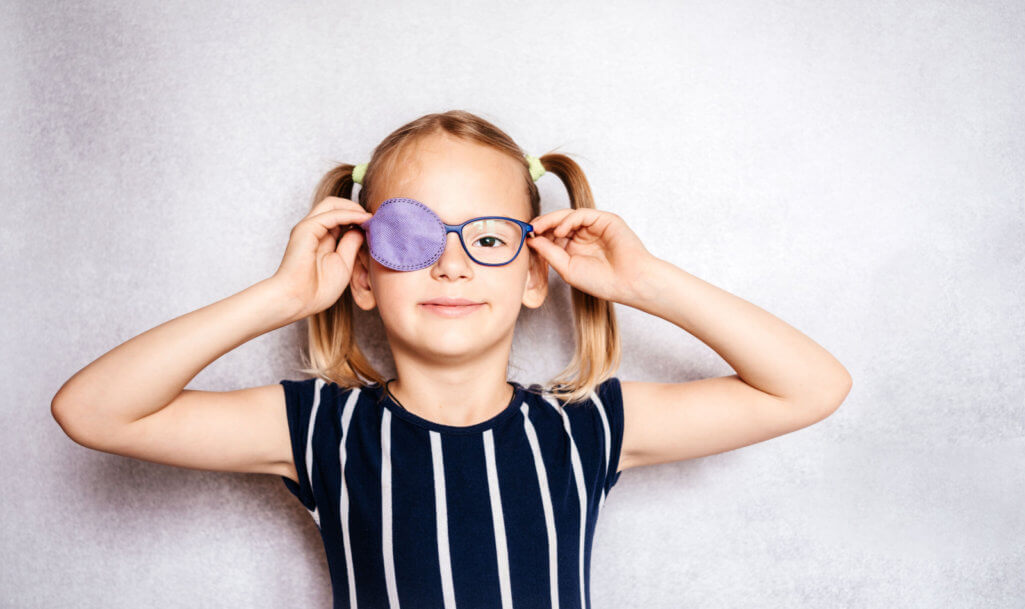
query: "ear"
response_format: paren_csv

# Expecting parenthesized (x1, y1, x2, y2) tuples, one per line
(349, 245, 378, 311)
(521, 247, 549, 309)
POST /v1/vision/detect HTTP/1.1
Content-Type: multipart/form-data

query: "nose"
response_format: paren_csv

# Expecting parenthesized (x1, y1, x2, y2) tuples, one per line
(431, 231, 474, 278)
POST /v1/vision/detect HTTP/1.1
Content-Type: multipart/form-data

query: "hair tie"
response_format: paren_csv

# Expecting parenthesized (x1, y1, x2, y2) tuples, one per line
(352, 162, 368, 185)
(525, 154, 546, 181)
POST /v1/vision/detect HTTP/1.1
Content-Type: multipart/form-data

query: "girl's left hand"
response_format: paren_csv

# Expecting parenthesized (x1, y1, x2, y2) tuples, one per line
(526, 208, 657, 304)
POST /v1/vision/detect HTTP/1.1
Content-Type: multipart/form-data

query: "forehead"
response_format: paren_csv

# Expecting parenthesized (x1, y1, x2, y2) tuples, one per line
(373, 134, 530, 222)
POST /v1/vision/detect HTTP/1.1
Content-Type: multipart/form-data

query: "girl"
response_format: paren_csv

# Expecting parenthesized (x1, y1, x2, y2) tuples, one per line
(52, 110, 852, 609)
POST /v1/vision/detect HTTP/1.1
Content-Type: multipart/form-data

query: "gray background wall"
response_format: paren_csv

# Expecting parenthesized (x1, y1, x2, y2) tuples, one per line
(3, 1, 1023, 607)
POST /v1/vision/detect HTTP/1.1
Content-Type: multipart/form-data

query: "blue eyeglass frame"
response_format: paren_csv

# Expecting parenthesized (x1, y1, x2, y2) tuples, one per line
(440, 216, 536, 267)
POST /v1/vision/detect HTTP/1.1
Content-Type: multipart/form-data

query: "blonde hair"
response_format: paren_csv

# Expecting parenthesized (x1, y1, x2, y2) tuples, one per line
(294, 110, 621, 404)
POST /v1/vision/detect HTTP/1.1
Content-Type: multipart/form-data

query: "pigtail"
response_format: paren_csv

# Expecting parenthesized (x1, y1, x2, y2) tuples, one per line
(294, 162, 386, 390)
(535, 153, 623, 405)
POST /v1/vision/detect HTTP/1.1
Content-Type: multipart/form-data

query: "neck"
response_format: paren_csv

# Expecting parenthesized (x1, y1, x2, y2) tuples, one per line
(386, 376, 516, 427)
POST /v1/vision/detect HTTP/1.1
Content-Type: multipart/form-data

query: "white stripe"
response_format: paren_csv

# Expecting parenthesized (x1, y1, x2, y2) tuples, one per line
(382, 406, 401, 608)
(339, 387, 362, 609)
(483, 429, 513, 609)
(521, 401, 559, 609)
(590, 388, 613, 512)
(431, 431, 457, 609)
(542, 394, 590, 609)
(305, 378, 324, 529)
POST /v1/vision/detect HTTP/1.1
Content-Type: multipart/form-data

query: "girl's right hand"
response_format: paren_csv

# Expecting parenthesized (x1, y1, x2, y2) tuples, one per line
(269, 197, 373, 320)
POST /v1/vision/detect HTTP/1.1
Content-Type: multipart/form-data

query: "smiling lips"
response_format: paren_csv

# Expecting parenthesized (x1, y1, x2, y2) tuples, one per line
(421, 297, 483, 306)
(420, 297, 485, 317)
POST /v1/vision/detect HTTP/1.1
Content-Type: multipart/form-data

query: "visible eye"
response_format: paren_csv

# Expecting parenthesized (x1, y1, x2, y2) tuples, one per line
(472, 235, 508, 248)
(464, 219, 520, 250)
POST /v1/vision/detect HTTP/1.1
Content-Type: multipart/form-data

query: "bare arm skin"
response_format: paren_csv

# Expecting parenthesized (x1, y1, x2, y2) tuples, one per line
(50, 278, 305, 479)
(617, 258, 852, 471)
(51, 197, 373, 482)
(523, 207, 851, 474)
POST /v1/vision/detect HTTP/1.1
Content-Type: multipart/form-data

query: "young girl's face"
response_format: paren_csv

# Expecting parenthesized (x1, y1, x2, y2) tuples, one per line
(349, 133, 548, 365)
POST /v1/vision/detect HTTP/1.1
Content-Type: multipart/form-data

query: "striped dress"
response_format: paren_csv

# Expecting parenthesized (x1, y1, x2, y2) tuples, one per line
(280, 376, 625, 609)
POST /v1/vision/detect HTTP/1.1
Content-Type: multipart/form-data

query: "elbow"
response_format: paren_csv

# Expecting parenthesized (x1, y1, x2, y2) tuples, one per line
(795, 370, 852, 417)
(51, 397, 81, 444)
(51, 397, 100, 449)
(51, 395, 71, 432)
(51, 384, 79, 436)
(820, 371, 853, 414)
(836, 369, 853, 400)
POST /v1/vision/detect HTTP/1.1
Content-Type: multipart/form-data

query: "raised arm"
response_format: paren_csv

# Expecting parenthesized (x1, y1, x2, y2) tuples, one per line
(524, 207, 852, 474)
(50, 279, 304, 477)
(617, 258, 852, 471)
(51, 196, 374, 480)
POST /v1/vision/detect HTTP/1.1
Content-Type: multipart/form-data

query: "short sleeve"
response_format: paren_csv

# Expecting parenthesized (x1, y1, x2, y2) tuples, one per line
(594, 376, 625, 495)
(279, 378, 323, 512)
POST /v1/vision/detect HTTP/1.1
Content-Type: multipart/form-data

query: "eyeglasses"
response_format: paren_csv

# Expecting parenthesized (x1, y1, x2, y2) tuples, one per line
(359, 197, 535, 271)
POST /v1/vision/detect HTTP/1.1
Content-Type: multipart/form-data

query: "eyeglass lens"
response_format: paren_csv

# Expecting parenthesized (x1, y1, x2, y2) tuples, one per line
(461, 219, 523, 265)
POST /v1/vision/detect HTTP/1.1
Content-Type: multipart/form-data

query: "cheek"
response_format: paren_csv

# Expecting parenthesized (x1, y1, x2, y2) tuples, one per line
(366, 268, 402, 305)
(492, 270, 530, 304)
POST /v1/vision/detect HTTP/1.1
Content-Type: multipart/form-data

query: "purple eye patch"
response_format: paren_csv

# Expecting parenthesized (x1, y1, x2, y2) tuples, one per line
(359, 198, 446, 271)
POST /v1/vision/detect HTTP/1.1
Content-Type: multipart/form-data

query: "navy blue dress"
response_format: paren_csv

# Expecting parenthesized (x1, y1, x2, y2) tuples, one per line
(280, 376, 625, 609)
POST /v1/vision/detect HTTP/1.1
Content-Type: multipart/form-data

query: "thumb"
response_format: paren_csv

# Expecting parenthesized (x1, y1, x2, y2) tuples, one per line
(335, 229, 365, 266)
(527, 235, 570, 278)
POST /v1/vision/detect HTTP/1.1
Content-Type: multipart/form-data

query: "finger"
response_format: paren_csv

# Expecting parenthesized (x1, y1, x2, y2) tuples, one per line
(335, 224, 365, 264)
(530, 209, 574, 235)
(525, 235, 570, 277)
(307, 196, 369, 220)
(316, 226, 337, 258)
(529, 209, 575, 236)
(553, 209, 600, 238)
(318, 224, 346, 259)
(302, 208, 373, 245)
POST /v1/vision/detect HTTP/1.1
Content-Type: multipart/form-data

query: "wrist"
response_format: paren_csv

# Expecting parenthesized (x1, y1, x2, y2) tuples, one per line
(620, 255, 675, 310)
(250, 278, 308, 327)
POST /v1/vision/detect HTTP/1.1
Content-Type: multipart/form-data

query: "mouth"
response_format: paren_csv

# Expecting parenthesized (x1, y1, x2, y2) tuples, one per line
(419, 301, 485, 317)
(420, 298, 485, 306)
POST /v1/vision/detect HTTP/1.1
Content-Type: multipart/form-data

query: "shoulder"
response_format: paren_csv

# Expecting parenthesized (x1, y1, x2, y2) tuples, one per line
(279, 376, 377, 393)
(519, 378, 623, 429)
(279, 378, 378, 415)
(519, 377, 621, 399)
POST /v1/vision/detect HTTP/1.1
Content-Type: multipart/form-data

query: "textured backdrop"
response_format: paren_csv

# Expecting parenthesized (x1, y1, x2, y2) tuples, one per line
(3, 1, 1023, 607)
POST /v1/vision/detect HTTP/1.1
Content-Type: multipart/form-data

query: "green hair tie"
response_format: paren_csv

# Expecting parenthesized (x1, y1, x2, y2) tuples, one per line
(525, 154, 546, 182)
(352, 162, 368, 185)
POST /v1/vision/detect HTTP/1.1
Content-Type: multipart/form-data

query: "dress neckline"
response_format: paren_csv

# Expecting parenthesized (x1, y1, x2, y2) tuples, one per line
(379, 379, 526, 435)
